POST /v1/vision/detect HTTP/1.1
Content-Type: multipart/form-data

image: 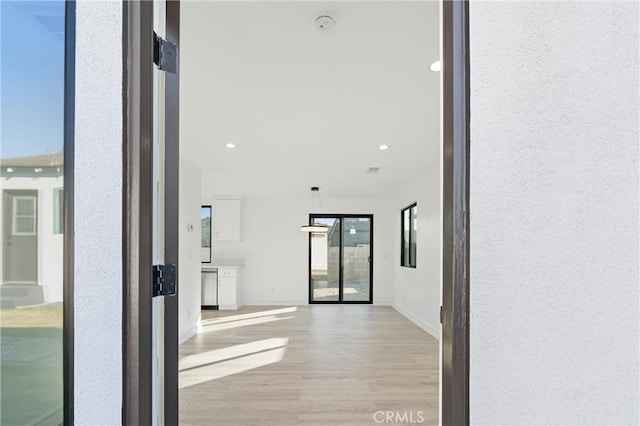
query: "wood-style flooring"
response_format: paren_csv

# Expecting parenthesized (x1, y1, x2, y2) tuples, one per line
(179, 305, 439, 425)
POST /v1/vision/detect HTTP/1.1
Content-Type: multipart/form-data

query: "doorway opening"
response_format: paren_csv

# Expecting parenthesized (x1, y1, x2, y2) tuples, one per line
(179, 1, 442, 423)
(123, 0, 470, 424)
(309, 214, 373, 304)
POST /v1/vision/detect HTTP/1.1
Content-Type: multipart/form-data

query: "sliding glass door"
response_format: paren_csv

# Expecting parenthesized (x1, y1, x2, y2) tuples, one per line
(309, 215, 373, 304)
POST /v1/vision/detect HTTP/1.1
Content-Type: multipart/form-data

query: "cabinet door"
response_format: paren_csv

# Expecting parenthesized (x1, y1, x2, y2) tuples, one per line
(214, 198, 242, 241)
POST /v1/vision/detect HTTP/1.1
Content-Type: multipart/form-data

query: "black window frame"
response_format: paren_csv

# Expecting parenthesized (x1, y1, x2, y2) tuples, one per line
(63, 1, 76, 423)
(201, 205, 212, 263)
(401, 203, 417, 268)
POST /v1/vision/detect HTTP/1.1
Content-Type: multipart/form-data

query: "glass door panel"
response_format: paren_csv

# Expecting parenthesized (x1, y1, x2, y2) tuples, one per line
(309, 215, 373, 304)
(1, 1, 66, 423)
(342, 217, 371, 302)
(310, 217, 340, 302)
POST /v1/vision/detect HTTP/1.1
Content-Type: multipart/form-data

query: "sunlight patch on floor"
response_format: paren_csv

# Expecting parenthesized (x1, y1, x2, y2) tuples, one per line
(199, 306, 297, 326)
(179, 338, 289, 389)
(200, 315, 294, 333)
(180, 338, 289, 371)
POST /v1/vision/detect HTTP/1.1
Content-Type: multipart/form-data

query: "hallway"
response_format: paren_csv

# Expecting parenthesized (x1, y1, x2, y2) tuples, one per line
(179, 305, 439, 425)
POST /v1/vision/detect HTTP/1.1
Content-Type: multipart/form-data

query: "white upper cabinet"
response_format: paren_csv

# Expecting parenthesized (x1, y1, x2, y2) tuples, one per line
(214, 196, 243, 241)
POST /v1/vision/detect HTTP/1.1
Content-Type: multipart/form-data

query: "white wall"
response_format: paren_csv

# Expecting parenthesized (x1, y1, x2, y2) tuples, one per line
(74, 0, 122, 422)
(202, 192, 393, 305)
(470, 1, 639, 424)
(37, 179, 64, 302)
(179, 157, 202, 343)
(391, 165, 441, 339)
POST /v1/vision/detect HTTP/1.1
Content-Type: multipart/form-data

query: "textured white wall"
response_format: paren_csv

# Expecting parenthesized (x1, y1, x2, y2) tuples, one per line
(201, 194, 394, 305)
(179, 156, 202, 343)
(392, 165, 442, 339)
(74, 0, 123, 423)
(470, 1, 639, 424)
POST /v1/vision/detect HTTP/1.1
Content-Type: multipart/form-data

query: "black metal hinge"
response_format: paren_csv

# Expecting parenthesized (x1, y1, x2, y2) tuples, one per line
(153, 264, 177, 297)
(440, 306, 444, 324)
(153, 32, 177, 74)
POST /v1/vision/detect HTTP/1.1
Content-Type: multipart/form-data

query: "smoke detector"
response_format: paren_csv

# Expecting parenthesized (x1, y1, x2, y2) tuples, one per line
(314, 15, 336, 32)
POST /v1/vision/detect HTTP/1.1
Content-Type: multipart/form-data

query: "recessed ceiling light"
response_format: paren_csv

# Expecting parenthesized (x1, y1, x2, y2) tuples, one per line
(430, 61, 441, 72)
(378, 145, 390, 150)
(225, 143, 236, 149)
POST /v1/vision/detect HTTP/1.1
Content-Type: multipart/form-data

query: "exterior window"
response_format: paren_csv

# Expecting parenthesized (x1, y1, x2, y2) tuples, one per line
(201, 205, 212, 262)
(401, 203, 417, 268)
(53, 188, 63, 234)
(12, 196, 37, 235)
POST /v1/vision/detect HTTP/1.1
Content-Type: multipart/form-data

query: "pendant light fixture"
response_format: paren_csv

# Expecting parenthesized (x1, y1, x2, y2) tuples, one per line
(301, 187, 328, 233)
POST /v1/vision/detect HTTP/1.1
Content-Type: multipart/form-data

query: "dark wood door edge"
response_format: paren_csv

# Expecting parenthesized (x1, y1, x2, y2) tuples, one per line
(442, 0, 471, 425)
(122, 2, 154, 424)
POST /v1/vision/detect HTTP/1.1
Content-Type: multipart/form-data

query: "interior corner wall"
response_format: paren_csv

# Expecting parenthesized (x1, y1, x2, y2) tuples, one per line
(391, 165, 442, 339)
(469, 2, 639, 423)
(179, 156, 202, 343)
(73, 0, 123, 422)
(201, 192, 394, 306)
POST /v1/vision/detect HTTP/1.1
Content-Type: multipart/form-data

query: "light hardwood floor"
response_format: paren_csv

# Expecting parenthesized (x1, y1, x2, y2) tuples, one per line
(179, 305, 439, 425)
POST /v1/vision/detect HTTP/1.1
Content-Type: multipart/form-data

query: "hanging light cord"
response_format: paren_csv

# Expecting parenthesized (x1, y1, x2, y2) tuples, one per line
(316, 190, 324, 213)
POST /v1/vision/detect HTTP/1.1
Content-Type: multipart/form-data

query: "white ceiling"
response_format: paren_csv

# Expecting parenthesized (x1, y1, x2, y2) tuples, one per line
(180, 1, 440, 198)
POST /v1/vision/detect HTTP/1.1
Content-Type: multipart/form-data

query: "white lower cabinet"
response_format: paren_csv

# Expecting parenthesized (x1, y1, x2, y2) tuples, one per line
(217, 267, 238, 310)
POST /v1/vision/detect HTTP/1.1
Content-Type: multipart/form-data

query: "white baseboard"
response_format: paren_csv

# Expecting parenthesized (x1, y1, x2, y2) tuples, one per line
(373, 300, 392, 306)
(392, 304, 441, 340)
(240, 300, 307, 306)
(179, 326, 197, 345)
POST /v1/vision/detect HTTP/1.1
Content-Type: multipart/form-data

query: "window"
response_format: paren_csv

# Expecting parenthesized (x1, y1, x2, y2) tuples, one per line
(13, 196, 37, 236)
(1, 1, 67, 423)
(401, 203, 417, 267)
(53, 188, 64, 234)
(201, 205, 212, 262)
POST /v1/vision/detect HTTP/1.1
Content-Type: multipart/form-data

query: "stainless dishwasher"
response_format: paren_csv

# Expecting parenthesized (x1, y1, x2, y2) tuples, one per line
(201, 269, 218, 309)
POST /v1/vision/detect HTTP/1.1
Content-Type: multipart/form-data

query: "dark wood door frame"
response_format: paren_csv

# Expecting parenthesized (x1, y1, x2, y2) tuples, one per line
(442, 0, 471, 424)
(122, 1, 154, 424)
(122, 0, 469, 423)
(163, 1, 180, 424)
(123, 1, 180, 424)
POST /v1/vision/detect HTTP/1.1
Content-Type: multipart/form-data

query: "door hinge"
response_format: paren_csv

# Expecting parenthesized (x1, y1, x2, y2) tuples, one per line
(153, 264, 177, 297)
(440, 306, 444, 324)
(153, 32, 177, 74)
